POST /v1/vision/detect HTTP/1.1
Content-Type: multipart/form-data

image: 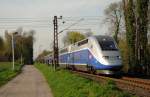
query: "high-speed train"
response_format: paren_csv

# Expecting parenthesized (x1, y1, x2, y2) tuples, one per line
(44, 35, 122, 74)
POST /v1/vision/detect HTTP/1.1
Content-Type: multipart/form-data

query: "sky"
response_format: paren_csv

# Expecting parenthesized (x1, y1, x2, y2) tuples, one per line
(0, 0, 120, 59)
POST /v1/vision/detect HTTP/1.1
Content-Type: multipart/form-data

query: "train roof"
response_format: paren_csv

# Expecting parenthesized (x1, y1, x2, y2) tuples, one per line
(94, 35, 114, 41)
(59, 35, 113, 49)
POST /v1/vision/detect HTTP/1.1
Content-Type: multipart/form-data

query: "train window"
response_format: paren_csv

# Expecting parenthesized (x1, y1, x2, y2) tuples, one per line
(78, 39, 88, 46)
(99, 41, 118, 51)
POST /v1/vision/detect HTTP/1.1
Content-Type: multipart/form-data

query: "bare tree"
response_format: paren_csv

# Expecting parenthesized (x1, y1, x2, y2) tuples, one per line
(104, 2, 124, 43)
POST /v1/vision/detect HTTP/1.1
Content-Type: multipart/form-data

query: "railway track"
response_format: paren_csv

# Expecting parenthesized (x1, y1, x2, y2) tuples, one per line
(122, 77, 150, 88)
(70, 70, 150, 97)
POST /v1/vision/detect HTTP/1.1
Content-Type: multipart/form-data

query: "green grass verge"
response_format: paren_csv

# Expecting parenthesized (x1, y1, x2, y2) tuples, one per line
(0, 62, 22, 87)
(35, 63, 136, 97)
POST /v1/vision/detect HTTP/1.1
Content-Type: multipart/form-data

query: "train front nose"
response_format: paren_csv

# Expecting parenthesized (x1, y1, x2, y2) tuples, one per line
(102, 55, 122, 67)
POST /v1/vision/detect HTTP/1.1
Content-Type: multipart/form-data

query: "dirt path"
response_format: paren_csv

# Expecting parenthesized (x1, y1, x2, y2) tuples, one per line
(0, 65, 53, 97)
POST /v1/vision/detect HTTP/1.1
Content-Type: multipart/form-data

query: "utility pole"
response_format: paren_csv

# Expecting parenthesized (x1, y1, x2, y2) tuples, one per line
(11, 32, 18, 71)
(53, 16, 59, 70)
(21, 32, 23, 65)
(12, 34, 15, 70)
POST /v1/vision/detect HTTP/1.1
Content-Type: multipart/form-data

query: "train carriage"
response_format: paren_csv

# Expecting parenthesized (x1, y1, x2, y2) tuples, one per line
(45, 35, 122, 75)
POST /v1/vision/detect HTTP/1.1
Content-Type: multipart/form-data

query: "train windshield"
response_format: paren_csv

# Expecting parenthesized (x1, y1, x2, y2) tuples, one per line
(97, 37, 118, 51)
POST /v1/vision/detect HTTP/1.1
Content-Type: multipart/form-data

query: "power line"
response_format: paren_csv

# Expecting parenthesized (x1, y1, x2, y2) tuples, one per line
(59, 18, 84, 34)
(0, 16, 102, 31)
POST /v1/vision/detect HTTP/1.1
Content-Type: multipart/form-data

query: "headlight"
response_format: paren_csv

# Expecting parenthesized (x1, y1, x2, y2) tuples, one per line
(117, 56, 121, 59)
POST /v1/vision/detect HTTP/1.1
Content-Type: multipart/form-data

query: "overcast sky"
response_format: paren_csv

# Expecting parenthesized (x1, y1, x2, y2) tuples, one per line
(0, 0, 120, 59)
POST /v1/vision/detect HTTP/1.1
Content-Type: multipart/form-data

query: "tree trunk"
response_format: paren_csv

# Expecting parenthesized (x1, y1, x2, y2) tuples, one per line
(136, 0, 149, 75)
(123, 0, 136, 72)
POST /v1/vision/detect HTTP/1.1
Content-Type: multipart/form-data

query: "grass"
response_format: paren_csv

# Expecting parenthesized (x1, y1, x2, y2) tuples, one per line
(35, 63, 136, 97)
(0, 62, 22, 87)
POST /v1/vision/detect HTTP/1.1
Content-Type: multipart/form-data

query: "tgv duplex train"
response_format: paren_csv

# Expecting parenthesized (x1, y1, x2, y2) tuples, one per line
(44, 35, 122, 74)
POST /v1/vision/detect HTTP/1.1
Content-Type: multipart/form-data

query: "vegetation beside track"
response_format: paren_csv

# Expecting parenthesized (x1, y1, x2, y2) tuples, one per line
(0, 62, 22, 87)
(35, 63, 135, 97)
